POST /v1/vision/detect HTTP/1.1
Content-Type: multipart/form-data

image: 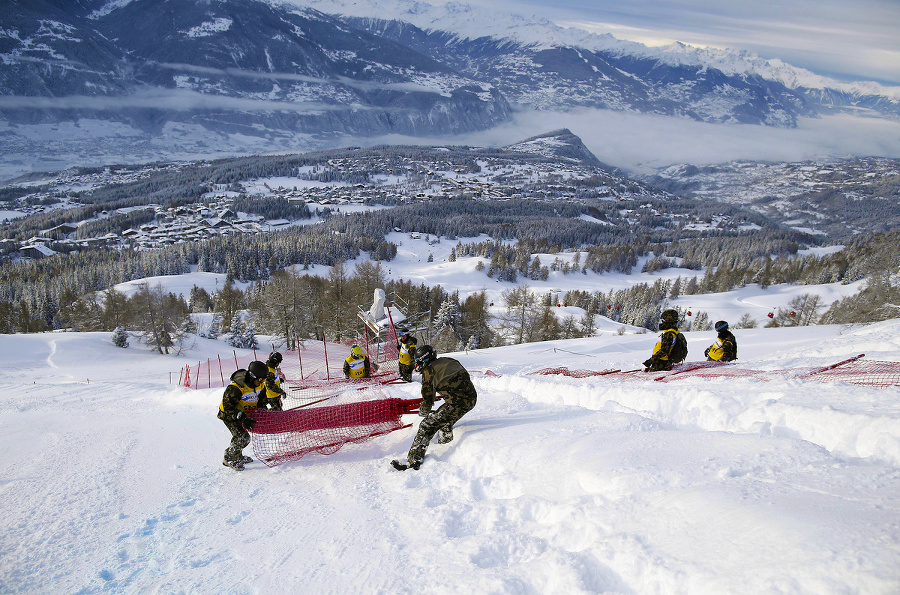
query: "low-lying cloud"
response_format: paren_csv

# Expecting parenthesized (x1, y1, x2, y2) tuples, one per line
(430, 108, 900, 173)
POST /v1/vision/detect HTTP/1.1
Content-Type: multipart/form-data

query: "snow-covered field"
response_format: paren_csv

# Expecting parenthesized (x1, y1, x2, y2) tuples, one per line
(2, 236, 898, 593)
(1, 315, 899, 593)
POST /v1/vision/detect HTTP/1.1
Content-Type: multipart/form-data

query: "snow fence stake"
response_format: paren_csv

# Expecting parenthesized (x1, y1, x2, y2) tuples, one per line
(297, 338, 304, 380)
(194, 361, 200, 389)
(217, 354, 225, 387)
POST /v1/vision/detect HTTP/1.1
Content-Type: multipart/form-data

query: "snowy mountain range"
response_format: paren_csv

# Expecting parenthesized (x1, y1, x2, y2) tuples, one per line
(1, 0, 898, 179)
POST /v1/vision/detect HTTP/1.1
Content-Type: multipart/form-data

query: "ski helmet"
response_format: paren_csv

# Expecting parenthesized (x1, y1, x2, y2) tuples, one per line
(247, 361, 268, 382)
(351, 345, 364, 357)
(267, 351, 283, 367)
(414, 345, 436, 371)
(660, 309, 679, 330)
(715, 320, 729, 332)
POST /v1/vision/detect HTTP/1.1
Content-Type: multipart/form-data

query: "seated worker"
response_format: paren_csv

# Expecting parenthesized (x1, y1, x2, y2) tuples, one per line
(705, 320, 738, 362)
(397, 328, 417, 382)
(343, 344, 371, 379)
(643, 308, 688, 372)
(257, 351, 287, 411)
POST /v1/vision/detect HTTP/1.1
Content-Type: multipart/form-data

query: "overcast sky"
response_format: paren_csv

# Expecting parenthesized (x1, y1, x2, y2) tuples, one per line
(441, 0, 900, 85)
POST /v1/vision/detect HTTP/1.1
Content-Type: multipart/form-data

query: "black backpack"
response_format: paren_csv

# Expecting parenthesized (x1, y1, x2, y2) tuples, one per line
(670, 331, 688, 363)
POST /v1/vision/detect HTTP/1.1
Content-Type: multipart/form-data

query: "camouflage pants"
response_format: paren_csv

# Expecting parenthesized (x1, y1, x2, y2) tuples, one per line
(407, 375, 477, 464)
(218, 411, 250, 462)
(398, 362, 414, 382)
(647, 359, 672, 372)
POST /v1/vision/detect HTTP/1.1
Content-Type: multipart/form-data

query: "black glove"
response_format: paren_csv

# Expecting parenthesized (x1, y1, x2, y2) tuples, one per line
(418, 403, 432, 417)
(704, 347, 710, 358)
(236, 411, 255, 430)
(642, 358, 652, 368)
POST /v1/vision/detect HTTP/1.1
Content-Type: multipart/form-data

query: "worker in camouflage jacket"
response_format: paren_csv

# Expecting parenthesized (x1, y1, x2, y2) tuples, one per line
(217, 360, 268, 471)
(643, 309, 688, 372)
(394, 345, 477, 470)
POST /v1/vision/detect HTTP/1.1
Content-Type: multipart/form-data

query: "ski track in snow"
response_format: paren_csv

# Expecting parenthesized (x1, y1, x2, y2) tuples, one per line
(1, 325, 899, 594)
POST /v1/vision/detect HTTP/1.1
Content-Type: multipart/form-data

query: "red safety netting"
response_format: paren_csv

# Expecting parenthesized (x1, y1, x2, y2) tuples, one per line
(530, 367, 623, 378)
(180, 324, 402, 397)
(248, 387, 422, 466)
(529, 355, 900, 388)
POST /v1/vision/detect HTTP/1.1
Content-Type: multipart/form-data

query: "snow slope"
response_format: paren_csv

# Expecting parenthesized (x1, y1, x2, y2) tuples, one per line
(1, 318, 899, 593)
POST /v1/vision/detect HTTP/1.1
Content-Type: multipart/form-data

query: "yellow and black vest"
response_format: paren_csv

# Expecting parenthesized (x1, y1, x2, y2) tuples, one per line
(345, 355, 367, 378)
(399, 341, 414, 365)
(219, 380, 262, 413)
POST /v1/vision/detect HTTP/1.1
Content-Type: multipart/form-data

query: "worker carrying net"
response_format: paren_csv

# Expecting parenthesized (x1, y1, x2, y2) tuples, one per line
(248, 385, 422, 467)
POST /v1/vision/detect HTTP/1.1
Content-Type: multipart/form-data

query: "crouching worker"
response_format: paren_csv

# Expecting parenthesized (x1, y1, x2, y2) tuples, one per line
(257, 351, 287, 411)
(643, 308, 688, 372)
(392, 345, 477, 471)
(217, 360, 268, 471)
(343, 344, 371, 379)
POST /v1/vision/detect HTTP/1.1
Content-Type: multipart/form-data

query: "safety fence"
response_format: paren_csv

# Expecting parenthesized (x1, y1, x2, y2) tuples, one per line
(528, 354, 900, 388)
(250, 388, 422, 467)
(179, 323, 402, 392)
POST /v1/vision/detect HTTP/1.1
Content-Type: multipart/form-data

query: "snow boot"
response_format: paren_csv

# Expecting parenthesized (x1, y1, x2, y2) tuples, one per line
(391, 457, 422, 471)
(223, 459, 245, 471)
(242, 455, 253, 463)
(438, 427, 454, 444)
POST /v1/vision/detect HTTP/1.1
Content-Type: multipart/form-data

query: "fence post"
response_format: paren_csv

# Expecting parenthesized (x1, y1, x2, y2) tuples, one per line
(184, 365, 191, 387)
(233, 350, 239, 370)
(208, 358, 211, 389)
(195, 362, 200, 389)
(323, 336, 330, 380)
(298, 344, 304, 380)
(218, 354, 225, 386)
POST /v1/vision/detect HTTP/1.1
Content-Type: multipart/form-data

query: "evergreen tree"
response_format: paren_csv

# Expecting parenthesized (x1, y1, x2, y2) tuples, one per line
(112, 326, 129, 348)
(691, 311, 712, 331)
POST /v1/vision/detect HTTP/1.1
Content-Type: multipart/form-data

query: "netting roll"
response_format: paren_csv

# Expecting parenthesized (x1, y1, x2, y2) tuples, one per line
(248, 393, 422, 467)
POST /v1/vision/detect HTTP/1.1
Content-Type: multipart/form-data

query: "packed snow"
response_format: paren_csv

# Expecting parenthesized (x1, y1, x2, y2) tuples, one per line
(2, 242, 899, 594)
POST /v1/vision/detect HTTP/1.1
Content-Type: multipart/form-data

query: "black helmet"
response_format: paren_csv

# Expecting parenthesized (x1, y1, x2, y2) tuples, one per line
(247, 360, 268, 382)
(266, 351, 283, 367)
(660, 309, 679, 330)
(715, 320, 729, 332)
(414, 345, 436, 371)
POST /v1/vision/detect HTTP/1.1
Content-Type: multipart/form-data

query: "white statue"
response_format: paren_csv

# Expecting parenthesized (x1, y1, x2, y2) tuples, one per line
(369, 288, 386, 322)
